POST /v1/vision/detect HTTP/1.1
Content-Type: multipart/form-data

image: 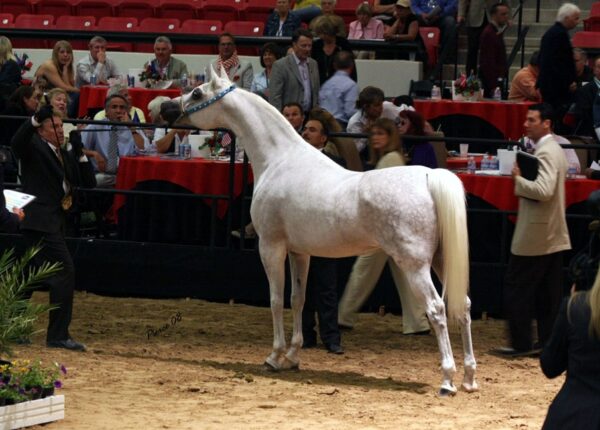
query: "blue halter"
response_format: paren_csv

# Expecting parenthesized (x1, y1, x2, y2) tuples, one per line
(183, 85, 236, 116)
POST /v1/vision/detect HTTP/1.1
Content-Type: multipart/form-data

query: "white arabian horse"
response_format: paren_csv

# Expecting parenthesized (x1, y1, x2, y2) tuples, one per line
(160, 68, 478, 395)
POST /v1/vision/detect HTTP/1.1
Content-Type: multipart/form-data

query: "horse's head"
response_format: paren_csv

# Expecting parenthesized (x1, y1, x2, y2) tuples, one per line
(160, 65, 234, 129)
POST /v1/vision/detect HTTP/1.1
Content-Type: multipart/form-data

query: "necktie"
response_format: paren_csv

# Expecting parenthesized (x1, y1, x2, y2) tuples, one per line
(106, 126, 119, 174)
(54, 146, 63, 165)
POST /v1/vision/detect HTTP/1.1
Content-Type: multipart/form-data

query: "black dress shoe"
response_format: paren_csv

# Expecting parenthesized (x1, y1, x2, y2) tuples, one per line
(325, 343, 344, 354)
(490, 346, 540, 358)
(47, 338, 86, 352)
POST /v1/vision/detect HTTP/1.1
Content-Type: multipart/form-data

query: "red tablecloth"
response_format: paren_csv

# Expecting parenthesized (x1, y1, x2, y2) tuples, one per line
(457, 173, 600, 212)
(114, 156, 253, 218)
(78, 86, 181, 119)
(414, 99, 533, 141)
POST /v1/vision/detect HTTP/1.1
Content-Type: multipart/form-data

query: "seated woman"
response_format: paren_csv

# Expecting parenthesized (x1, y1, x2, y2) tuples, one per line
(0, 36, 22, 111)
(338, 117, 430, 334)
(540, 268, 600, 429)
(34, 40, 79, 118)
(311, 16, 355, 85)
(398, 110, 437, 168)
(348, 3, 384, 59)
(250, 43, 283, 100)
(383, 0, 427, 65)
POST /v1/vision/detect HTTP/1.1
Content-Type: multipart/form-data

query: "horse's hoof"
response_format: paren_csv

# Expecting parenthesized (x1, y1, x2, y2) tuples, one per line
(281, 357, 300, 371)
(438, 386, 457, 397)
(461, 380, 479, 393)
(263, 360, 280, 372)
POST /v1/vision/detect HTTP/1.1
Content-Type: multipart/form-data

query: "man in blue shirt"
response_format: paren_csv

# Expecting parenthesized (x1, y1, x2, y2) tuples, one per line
(318, 51, 359, 129)
(411, 0, 457, 64)
(82, 94, 149, 187)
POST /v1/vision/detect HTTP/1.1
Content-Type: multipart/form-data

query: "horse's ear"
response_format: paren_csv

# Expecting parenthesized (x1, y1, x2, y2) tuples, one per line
(209, 64, 221, 90)
(218, 65, 232, 84)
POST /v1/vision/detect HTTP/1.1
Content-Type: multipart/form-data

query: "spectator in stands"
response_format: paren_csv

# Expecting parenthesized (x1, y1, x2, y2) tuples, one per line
(282, 102, 306, 133)
(457, 0, 494, 77)
(398, 109, 437, 168)
(536, 3, 580, 125)
(411, 0, 457, 64)
(0, 85, 40, 149)
(264, 0, 301, 37)
(572, 57, 600, 141)
(34, 40, 79, 118)
(251, 43, 283, 100)
(338, 117, 430, 334)
(148, 96, 171, 125)
(346, 86, 404, 158)
(93, 84, 146, 123)
(207, 33, 254, 91)
(269, 29, 320, 113)
(372, 0, 397, 25)
(309, 0, 347, 37)
(384, 0, 428, 64)
(82, 94, 149, 187)
(145, 36, 189, 84)
(574, 48, 593, 89)
(293, 0, 321, 23)
(301, 114, 344, 355)
(478, 2, 510, 98)
(312, 17, 355, 84)
(0, 36, 21, 111)
(509, 50, 542, 102)
(76, 36, 120, 88)
(318, 51, 358, 128)
(539, 269, 600, 429)
(348, 3, 384, 59)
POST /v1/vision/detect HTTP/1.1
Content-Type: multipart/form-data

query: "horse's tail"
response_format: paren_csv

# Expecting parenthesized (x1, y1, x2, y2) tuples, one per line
(427, 169, 469, 322)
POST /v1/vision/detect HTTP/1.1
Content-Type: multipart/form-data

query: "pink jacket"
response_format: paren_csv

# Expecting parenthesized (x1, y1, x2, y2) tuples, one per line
(348, 18, 384, 40)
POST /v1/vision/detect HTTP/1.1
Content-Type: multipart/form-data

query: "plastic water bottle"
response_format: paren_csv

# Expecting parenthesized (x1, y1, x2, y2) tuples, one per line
(180, 73, 188, 89)
(490, 155, 499, 170)
(480, 154, 489, 170)
(431, 85, 441, 100)
(467, 156, 476, 174)
(493, 87, 502, 101)
(567, 163, 578, 179)
(90, 73, 97, 85)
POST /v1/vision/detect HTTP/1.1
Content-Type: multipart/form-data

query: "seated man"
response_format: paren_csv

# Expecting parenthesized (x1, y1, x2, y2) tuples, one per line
(76, 36, 120, 87)
(572, 57, 600, 141)
(82, 94, 149, 187)
(509, 51, 542, 102)
(318, 50, 359, 129)
(143, 36, 189, 85)
(264, 0, 301, 37)
(93, 84, 146, 123)
(207, 33, 254, 90)
(282, 102, 305, 133)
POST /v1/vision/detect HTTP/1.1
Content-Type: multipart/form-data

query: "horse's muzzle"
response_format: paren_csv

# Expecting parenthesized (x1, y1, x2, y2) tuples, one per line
(160, 101, 183, 125)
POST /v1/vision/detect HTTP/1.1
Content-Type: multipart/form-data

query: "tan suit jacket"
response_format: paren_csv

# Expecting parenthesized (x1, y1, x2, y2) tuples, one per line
(458, 0, 495, 27)
(268, 54, 320, 112)
(511, 134, 571, 256)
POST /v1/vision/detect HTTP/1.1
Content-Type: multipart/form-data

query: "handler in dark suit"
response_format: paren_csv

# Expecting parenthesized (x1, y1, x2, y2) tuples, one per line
(536, 4, 580, 124)
(11, 106, 96, 351)
(540, 278, 600, 429)
(572, 57, 600, 140)
(268, 29, 320, 114)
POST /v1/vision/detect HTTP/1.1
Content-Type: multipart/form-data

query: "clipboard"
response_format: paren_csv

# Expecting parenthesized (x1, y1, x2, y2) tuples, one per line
(516, 151, 539, 181)
(4, 190, 36, 210)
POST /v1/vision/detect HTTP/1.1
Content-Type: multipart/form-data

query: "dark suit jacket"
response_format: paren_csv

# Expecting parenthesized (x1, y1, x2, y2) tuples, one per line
(573, 82, 598, 140)
(540, 295, 600, 430)
(311, 37, 357, 85)
(536, 22, 576, 106)
(269, 54, 320, 112)
(11, 120, 96, 234)
(0, 163, 19, 233)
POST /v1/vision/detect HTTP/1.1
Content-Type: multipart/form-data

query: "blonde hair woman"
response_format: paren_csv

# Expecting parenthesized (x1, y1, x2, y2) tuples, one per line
(35, 40, 78, 94)
(0, 36, 21, 107)
(338, 117, 430, 335)
(39, 87, 76, 143)
(540, 266, 600, 429)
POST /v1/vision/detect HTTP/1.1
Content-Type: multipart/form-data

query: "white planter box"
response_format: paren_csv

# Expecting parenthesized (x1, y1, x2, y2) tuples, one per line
(0, 395, 64, 430)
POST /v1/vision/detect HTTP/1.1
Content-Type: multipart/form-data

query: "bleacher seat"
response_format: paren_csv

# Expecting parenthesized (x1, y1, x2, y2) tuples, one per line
(334, 0, 360, 25)
(156, 0, 199, 20)
(136, 18, 181, 52)
(176, 19, 222, 54)
(584, 16, 600, 32)
(74, 0, 115, 19)
(224, 21, 264, 54)
(242, 0, 273, 23)
(115, 0, 158, 19)
(419, 27, 440, 70)
(572, 31, 600, 49)
(590, 2, 600, 17)
(55, 15, 96, 49)
(97, 16, 138, 51)
(0, 0, 33, 16)
(13, 14, 55, 49)
(0, 13, 14, 29)
(33, 0, 75, 17)
(199, 0, 242, 24)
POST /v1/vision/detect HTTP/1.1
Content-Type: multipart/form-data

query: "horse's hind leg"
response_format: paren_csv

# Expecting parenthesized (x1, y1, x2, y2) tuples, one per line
(458, 296, 478, 392)
(283, 252, 310, 369)
(259, 240, 288, 370)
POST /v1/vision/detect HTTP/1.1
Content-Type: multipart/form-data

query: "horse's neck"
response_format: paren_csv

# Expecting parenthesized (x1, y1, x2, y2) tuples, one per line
(223, 93, 306, 179)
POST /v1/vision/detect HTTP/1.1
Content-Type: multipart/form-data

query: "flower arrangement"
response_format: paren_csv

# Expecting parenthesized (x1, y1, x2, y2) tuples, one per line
(0, 360, 66, 405)
(139, 61, 165, 88)
(453, 72, 482, 98)
(14, 53, 33, 76)
(199, 131, 225, 156)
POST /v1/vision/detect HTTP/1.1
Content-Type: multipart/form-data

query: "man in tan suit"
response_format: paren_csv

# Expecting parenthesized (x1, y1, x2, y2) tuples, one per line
(497, 103, 571, 357)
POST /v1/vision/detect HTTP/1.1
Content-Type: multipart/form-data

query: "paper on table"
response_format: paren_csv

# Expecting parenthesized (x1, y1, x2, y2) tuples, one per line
(590, 160, 600, 171)
(4, 189, 36, 210)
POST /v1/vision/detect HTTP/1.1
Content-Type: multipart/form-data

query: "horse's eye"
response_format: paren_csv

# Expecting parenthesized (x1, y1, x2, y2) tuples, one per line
(192, 88, 202, 100)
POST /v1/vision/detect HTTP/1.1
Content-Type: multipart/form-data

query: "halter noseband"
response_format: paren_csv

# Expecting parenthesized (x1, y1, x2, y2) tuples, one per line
(182, 85, 236, 116)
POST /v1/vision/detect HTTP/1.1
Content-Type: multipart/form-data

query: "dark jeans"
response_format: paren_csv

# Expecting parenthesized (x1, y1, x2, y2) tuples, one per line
(23, 229, 75, 342)
(503, 252, 564, 351)
(465, 19, 487, 76)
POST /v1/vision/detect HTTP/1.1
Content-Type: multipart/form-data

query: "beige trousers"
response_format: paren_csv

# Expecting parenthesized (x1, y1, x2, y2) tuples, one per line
(338, 250, 430, 334)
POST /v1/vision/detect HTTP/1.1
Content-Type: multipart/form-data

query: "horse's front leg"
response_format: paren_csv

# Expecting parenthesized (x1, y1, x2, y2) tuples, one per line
(259, 239, 288, 371)
(283, 252, 310, 369)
